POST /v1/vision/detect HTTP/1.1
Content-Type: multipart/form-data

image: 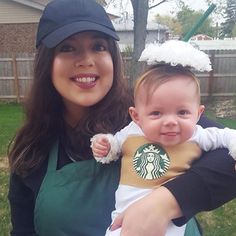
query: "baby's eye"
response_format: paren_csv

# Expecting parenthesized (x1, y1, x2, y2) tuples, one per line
(150, 111, 161, 117)
(178, 110, 190, 116)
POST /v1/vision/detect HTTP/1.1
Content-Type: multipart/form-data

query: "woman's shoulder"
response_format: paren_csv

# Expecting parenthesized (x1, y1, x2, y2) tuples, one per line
(198, 115, 223, 129)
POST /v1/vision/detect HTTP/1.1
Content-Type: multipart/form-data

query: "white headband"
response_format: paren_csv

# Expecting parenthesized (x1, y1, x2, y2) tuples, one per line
(139, 40, 212, 72)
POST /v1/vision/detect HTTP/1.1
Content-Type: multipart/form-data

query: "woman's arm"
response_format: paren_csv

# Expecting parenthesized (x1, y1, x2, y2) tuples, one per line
(164, 115, 236, 225)
(8, 173, 37, 236)
(111, 116, 236, 235)
(112, 148, 236, 235)
(110, 186, 182, 236)
(165, 148, 236, 225)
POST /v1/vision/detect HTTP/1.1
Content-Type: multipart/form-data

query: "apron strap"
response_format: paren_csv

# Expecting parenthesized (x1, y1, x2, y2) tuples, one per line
(47, 140, 59, 172)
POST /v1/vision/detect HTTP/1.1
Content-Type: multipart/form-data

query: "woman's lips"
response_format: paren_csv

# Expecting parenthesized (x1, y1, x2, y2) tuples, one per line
(70, 74, 98, 89)
(74, 77, 96, 83)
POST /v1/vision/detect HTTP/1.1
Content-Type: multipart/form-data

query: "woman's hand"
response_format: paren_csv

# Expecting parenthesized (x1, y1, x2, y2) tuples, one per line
(110, 186, 182, 236)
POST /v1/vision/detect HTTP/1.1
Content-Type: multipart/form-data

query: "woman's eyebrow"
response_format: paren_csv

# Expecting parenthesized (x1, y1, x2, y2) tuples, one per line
(68, 33, 107, 41)
(91, 34, 107, 40)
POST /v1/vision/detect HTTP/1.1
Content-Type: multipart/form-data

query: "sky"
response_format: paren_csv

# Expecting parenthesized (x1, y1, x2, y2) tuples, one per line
(150, 0, 208, 16)
(105, 0, 224, 24)
(106, 0, 211, 20)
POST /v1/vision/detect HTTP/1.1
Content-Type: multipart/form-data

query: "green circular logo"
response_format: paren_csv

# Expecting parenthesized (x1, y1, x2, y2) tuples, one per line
(133, 143, 170, 180)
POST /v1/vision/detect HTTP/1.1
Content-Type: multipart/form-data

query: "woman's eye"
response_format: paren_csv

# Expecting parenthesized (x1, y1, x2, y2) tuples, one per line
(93, 43, 107, 52)
(58, 44, 75, 52)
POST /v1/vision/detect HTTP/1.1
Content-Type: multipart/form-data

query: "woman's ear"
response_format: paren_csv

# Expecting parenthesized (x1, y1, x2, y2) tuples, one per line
(129, 107, 140, 125)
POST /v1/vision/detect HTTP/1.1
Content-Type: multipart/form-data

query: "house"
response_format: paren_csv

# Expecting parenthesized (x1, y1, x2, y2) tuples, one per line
(0, 0, 108, 53)
(112, 16, 169, 52)
(0, 0, 46, 53)
(190, 34, 213, 41)
(0, 0, 169, 54)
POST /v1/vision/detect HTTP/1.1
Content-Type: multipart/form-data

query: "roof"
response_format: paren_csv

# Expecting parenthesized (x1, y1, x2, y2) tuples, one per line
(191, 34, 213, 41)
(190, 39, 236, 50)
(112, 18, 168, 31)
(9, 0, 115, 18)
(11, 0, 50, 10)
(11, 0, 107, 9)
(30, 0, 50, 5)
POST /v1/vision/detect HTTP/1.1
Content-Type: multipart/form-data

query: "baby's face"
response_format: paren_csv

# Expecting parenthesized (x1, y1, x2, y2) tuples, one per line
(132, 76, 204, 146)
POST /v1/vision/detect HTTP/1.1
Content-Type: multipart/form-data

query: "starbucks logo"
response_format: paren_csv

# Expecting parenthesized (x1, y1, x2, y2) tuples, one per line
(133, 144, 170, 180)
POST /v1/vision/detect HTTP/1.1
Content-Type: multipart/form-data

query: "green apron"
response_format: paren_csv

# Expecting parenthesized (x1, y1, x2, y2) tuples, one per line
(34, 142, 120, 236)
(34, 142, 201, 236)
(185, 218, 202, 236)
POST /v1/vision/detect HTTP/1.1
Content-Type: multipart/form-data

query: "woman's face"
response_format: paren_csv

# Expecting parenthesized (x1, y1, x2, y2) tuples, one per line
(52, 31, 114, 121)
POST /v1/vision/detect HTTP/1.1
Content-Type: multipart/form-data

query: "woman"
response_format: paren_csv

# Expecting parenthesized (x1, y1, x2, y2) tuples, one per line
(8, 0, 236, 235)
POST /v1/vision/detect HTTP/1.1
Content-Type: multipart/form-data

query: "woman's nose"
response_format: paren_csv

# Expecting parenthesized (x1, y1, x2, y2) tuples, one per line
(75, 51, 94, 67)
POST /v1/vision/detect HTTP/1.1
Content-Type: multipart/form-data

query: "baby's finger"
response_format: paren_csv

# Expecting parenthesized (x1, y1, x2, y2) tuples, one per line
(109, 213, 124, 231)
(99, 136, 109, 145)
(94, 141, 109, 150)
(92, 146, 108, 157)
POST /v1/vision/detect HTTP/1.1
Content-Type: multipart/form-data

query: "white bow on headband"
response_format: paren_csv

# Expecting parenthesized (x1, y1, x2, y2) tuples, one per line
(139, 40, 212, 72)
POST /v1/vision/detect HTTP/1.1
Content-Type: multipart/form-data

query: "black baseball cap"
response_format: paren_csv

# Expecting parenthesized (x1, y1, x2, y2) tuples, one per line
(36, 0, 119, 48)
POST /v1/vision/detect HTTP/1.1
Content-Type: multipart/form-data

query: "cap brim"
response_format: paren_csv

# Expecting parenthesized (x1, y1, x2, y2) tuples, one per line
(42, 21, 119, 48)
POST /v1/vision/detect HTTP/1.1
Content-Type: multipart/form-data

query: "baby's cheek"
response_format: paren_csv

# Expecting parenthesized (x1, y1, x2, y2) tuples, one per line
(185, 124, 196, 139)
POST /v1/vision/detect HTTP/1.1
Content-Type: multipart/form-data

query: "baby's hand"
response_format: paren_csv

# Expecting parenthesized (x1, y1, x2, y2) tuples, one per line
(92, 136, 111, 157)
(91, 133, 120, 164)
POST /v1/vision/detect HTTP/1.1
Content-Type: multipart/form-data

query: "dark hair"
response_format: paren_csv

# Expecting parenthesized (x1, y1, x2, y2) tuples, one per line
(8, 37, 131, 177)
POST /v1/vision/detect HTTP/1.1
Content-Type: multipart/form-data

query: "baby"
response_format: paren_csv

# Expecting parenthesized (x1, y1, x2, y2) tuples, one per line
(91, 40, 236, 236)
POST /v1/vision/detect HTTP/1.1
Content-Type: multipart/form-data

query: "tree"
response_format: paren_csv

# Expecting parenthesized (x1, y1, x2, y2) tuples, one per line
(155, 14, 182, 37)
(96, 0, 107, 5)
(205, 0, 226, 19)
(128, 0, 169, 84)
(176, 4, 215, 38)
(105, 0, 216, 85)
(220, 0, 236, 38)
(105, 0, 169, 84)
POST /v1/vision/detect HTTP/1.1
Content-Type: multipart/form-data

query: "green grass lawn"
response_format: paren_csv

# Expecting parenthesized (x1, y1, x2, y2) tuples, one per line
(196, 113, 236, 236)
(0, 103, 23, 157)
(0, 168, 11, 236)
(197, 200, 236, 236)
(0, 103, 23, 235)
(0, 103, 236, 235)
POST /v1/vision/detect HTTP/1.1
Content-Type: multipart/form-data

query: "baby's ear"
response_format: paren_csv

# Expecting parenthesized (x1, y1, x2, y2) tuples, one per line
(198, 105, 205, 119)
(129, 107, 140, 125)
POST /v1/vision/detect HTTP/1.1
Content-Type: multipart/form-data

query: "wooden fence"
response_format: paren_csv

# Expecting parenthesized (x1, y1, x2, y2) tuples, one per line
(0, 52, 34, 102)
(0, 50, 236, 102)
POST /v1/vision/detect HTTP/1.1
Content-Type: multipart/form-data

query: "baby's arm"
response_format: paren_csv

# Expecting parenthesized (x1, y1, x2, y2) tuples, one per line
(91, 121, 141, 164)
(91, 135, 111, 157)
(90, 134, 120, 164)
(191, 125, 236, 160)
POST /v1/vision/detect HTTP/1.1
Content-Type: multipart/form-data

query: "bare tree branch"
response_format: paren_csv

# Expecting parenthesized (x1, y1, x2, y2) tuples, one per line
(149, 0, 168, 10)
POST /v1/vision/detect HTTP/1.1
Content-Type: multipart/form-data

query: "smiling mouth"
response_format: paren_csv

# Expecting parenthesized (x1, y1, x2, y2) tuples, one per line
(162, 132, 179, 136)
(73, 77, 97, 83)
(70, 76, 98, 83)
(69, 74, 99, 89)
(70, 72, 99, 82)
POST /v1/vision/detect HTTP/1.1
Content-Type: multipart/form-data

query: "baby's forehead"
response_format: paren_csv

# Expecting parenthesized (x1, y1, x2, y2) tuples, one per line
(136, 74, 197, 94)
(135, 76, 199, 105)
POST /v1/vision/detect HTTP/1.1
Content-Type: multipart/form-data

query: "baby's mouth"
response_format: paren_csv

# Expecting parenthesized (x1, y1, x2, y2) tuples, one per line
(161, 132, 179, 136)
